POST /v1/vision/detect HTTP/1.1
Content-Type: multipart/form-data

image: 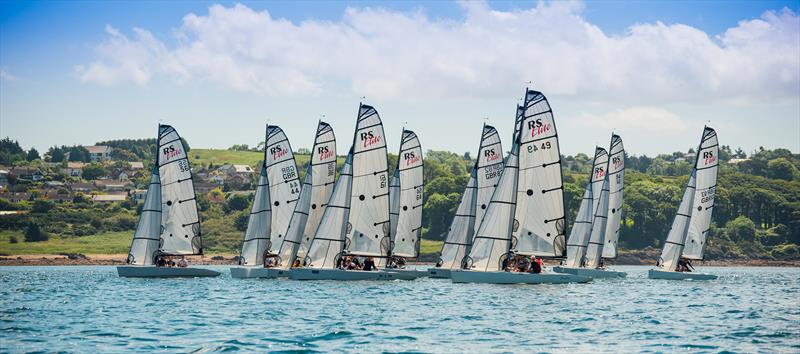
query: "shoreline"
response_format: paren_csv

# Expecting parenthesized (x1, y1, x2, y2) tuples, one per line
(1, 254, 798, 267)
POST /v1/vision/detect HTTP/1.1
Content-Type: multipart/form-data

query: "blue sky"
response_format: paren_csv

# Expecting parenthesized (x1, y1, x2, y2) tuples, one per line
(1, 0, 798, 156)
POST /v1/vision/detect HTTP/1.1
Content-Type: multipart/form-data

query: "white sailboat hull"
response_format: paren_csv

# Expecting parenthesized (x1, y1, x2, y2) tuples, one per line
(117, 266, 221, 278)
(450, 270, 592, 284)
(385, 268, 428, 279)
(290, 268, 415, 281)
(428, 268, 453, 279)
(648, 269, 717, 280)
(229, 267, 292, 279)
(552, 266, 627, 278)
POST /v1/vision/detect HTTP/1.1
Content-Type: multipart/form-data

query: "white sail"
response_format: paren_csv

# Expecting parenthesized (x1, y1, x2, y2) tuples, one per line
(390, 130, 424, 258)
(304, 152, 353, 269)
(157, 125, 202, 255)
(279, 121, 337, 267)
(657, 173, 697, 271)
(346, 104, 391, 257)
(265, 126, 301, 253)
(239, 163, 272, 266)
(682, 127, 719, 260)
(437, 168, 477, 269)
(563, 185, 592, 268)
(512, 89, 566, 257)
(127, 164, 162, 265)
(465, 142, 520, 272)
(602, 135, 625, 259)
(388, 165, 401, 254)
(475, 124, 504, 237)
(584, 174, 610, 268)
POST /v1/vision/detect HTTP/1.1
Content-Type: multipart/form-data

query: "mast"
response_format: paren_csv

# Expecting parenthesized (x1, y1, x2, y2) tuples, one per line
(277, 121, 337, 267)
(156, 124, 203, 256)
(345, 104, 391, 257)
(682, 127, 719, 260)
(304, 151, 353, 268)
(126, 136, 162, 266)
(265, 126, 301, 255)
(239, 125, 272, 266)
(512, 88, 567, 258)
(602, 135, 625, 259)
(390, 130, 424, 258)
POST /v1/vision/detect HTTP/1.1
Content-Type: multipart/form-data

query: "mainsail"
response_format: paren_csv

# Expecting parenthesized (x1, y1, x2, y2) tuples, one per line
(239, 127, 272, 266)
(265, 126, 301, 254)
(682, 127, 719, 260)
(602, 135, 625, 259)
(278, 121, 337, 267)
(657, 173, 697, 271)
(465, 141, 520, 272)
(436, 168, 477, 269)
(475, 125, 504, 237)
(157, 125, 202, 255)
(512, 89, 566, 257)
(584, 168, 610, 268)
(390, 130, 424, 258)
(346, 104, 391, 257)
(304, 152, 353, 268)
(127, 163, 162, 265)
(563, 182, 593, 268)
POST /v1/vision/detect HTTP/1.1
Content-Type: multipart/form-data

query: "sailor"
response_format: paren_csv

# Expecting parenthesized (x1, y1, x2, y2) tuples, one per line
(292, 259, 302, 268)
(156, 256, 167, 268)
(362, 257, 376, 271)
(530, 256, 542, 274)
(177, 256, 188, 268)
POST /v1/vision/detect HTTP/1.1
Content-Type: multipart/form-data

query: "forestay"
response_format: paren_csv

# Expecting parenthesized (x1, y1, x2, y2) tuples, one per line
(239, 140, 272, 266)
(304, 152, 353, 269)
(437, 168, 477, 269)
(466, 142, 520, 272)
(265, 126, 301, 254)
(682, 127, 719, 260)
(127, 164, 162, 265)
(602, 135, 625, 259)
(657, 173, 697, 271)
(285, 122, 337, 265)
(346, 104, 391, 257)
(512, 89, 566, 257)
(390, 130, 424, 258)
(475, 125, 504, 238)
(157, 125, 202, 255)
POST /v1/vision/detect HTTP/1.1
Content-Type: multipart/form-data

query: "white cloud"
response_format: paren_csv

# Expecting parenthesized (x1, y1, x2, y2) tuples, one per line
(0, 68, 16, 81)
(76, 2, 800, 103)
(571, 107, 688, 132)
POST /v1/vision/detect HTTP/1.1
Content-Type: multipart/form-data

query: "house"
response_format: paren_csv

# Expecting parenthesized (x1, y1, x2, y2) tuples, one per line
(94, 179, 134, 191)
(69, 182, 96, 193)
(0, 169, 8, 187)
(66, 162, 85, 177)
(128, 161, 144, 170)
(130, 189, 147, 203)
(44, 191, 72, 203)
(218, 164, 254, 177)
(117, 171, 129, 181)
(194, 182, 219, 194)
(0, 192, 32, 202)
(728, 158, 750, 164)
(85, 145, 113, 162)
(9, 166, 44, 181)
(45, 181, 65, 189)
(92, 193, 128, 203)
(208, 175, 225, 185)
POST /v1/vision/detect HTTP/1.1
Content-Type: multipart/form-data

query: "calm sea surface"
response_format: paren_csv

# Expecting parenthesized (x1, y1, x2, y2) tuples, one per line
(1, 266, 798, 352)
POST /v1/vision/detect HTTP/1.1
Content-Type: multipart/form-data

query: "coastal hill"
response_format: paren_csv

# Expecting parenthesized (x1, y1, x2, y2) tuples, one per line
(0, 138, 798, 264)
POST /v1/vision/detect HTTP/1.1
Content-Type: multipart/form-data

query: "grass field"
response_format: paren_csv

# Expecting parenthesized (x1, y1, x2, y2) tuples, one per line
(0, 231, 133, 255)
(189, 149, 348, 169)
(420, 239, 443, 255)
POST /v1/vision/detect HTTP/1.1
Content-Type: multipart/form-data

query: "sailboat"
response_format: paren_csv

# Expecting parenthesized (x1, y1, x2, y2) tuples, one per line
(118, 125, 220, 277)
(553, 139, 626, 278)
(450, 89, 591, 284)
(386, 129, 427, 278)
(291, 104, 414, 281)
(231, 123, 334, 278)
(649, 126, 719, 280)
(429, 124, 503, 278)
(229, 125, 301, 278)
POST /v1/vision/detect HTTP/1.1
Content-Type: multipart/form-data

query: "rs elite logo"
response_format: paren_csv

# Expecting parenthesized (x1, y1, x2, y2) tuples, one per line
(528, 118, 552, 138)
(612, 156, 623, 169)
(317, 145, 334, 161)
(594, 166, 605, 180)
(702, 151, 716, 165)
(404, 151, 421, 166)
(270, 145, 287, 160)
(360, 130, 381, 148)
(162, 145, 183, 161)
(484, 148, 500, 162)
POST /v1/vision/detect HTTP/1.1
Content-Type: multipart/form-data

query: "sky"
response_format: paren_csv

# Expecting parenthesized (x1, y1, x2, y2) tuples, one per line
(1, 0, 799, 157)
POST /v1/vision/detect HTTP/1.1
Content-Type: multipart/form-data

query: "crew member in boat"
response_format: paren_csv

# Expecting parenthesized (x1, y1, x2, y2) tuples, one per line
(177, 256, 188, 268)
(362, 257, 376, 271)
(529, 256, 542, 274)
(156, 256, 167, 267)
(598, 260, 605, 270)
(292, 258, 302, 268)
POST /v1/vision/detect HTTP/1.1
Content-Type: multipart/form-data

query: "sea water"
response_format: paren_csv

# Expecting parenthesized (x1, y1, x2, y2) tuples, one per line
(1, 266, 798, 352)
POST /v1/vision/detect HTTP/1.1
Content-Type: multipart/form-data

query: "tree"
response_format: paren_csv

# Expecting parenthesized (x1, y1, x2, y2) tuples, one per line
(24, 222, 49, 242)
(67, 146, 90, 162)
(225, 193, 251, 213)
(48, 146, 66, 162)
(0, 137, 25, 165)
(31, 200, 54, 213)
(26, 148, 40, 161)
(725, 216, 756, 243)
(767, 158, 798, 181)
(81, 163, 108, 180)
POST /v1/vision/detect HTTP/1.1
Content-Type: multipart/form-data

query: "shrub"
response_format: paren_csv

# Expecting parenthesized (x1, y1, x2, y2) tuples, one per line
(31, 200, 54, 213)
(24, 223, 49, 242)
(9, 235, 18, 243)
